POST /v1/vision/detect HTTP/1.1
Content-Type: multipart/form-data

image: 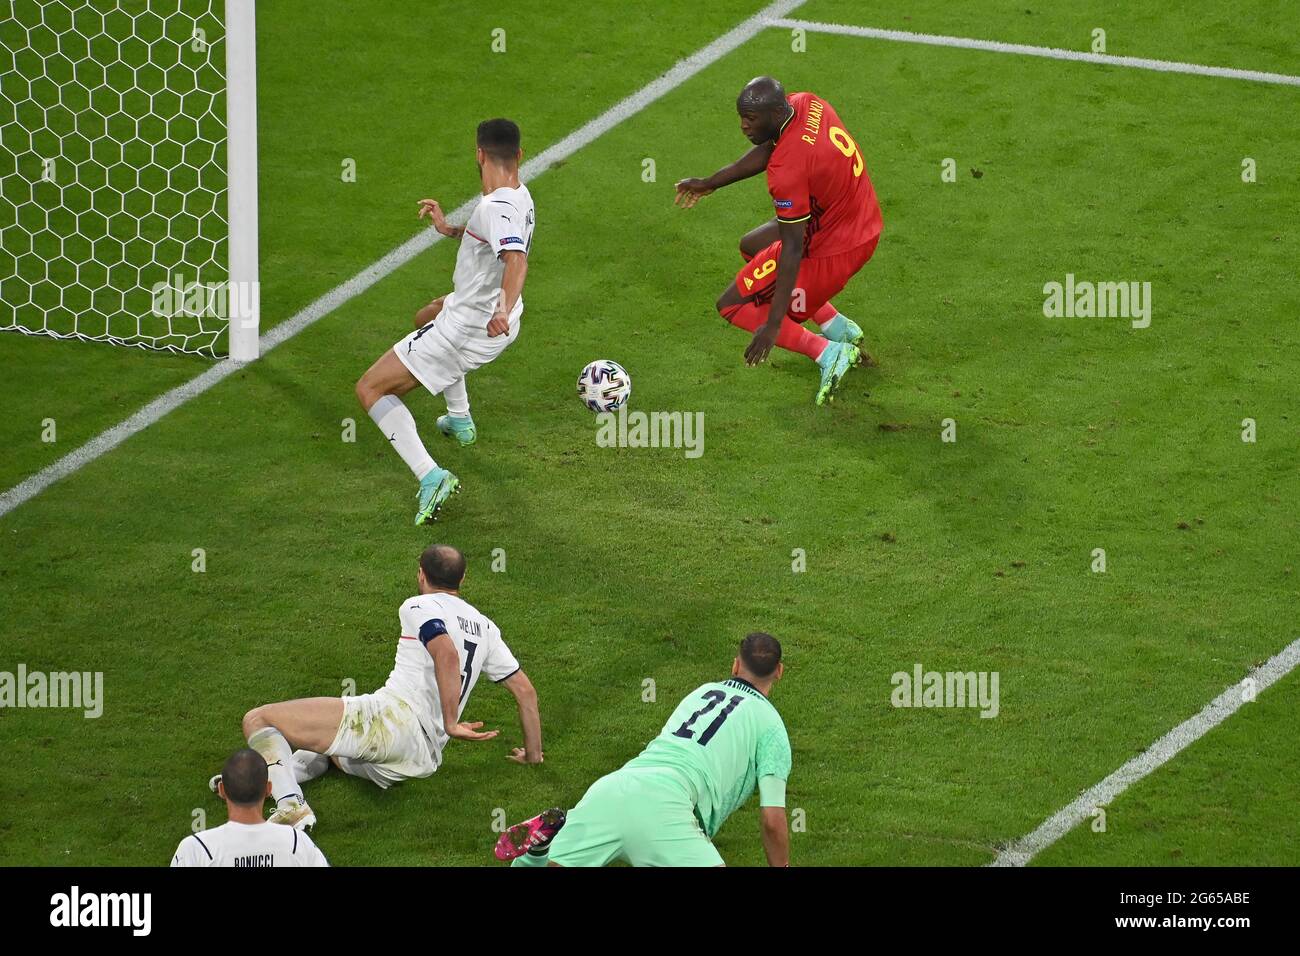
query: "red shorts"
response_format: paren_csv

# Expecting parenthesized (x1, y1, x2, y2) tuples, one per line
(734, 237, 878, 319)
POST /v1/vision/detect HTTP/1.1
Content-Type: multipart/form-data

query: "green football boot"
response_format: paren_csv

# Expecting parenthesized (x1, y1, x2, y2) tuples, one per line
(436, 413, 477, 447)
(820, 313, 863, 346)
(415, 466, 460, 525)
(815, 341, 861, 406)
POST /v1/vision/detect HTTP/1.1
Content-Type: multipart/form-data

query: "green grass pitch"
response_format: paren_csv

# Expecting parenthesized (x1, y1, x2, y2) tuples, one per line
(0, 0, 1297, 866)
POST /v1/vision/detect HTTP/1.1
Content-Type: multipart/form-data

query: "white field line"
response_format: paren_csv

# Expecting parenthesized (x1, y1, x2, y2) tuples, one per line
(0, 0, 807, 520)
(990, 637, 1300, 866)
(770, 17, 1300, 87)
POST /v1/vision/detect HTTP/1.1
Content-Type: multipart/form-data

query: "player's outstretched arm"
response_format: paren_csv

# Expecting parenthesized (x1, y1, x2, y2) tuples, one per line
(745, 218, 805, 365)
(428, 633, 499, 742)
(418, 199, 464, 239)
(759, 805, 790, 867)
(500, 669, 543, 764)
(674, 142, 775, 208)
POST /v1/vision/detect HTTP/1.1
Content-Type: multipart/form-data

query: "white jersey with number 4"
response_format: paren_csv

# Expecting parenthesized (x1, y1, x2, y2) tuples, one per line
(170, 821, 328, 867)
(442, 184, 535, 334)
(383, 592, 521, 759)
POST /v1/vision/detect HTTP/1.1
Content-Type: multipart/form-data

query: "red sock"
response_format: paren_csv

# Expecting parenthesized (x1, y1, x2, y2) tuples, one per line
(811, 301, 837, 326)
(720, 301, 827, 361)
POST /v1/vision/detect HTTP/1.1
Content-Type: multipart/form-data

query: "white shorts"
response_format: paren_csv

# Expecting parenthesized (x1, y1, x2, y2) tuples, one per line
(393, 313, 519, 396)
(325, 689, 438, 789)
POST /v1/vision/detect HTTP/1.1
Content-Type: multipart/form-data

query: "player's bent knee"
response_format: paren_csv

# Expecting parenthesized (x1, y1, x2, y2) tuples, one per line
(242, 705, 270, 736)
(355, 370, 383, 410)
(716, 286, 743, 315)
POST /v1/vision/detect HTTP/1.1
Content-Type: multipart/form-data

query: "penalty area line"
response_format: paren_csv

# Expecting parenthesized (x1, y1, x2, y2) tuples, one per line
(0, 0, 808, 521)
(768, 18, 1300, 87)
(990, 636, 1300, 866)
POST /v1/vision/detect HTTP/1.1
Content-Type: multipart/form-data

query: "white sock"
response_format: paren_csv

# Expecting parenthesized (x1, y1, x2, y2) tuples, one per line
(291, 749, 330, 784)
(248, 726, 301, 808)
(443, 378, 470, 417)
(368, 394, 436, 480)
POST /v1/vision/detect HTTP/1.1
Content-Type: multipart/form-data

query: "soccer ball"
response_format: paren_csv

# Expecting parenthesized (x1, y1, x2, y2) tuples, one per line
(577, 360, 631, 413)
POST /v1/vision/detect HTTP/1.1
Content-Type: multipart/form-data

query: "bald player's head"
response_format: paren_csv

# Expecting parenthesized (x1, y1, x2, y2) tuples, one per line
(221, 748, 269, 807)
(419, 543, 467, 593)
(736, 76, 791, 145)
(734, 631, 784, 690)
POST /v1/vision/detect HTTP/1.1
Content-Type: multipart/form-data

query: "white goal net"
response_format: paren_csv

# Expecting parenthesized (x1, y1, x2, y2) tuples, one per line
(0, 0, 258, 358)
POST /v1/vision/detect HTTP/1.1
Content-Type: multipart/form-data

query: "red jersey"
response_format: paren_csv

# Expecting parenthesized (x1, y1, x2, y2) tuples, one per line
(765, 91, 882, 258)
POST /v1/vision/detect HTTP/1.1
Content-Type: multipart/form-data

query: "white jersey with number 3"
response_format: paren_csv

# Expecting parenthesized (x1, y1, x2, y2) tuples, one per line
(383, 592, 521, 759)
(442, 184, 535, 334)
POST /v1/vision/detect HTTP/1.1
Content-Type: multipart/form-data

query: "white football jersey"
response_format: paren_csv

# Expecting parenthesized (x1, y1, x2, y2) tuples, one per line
(170, 821, 328, 867)
(442, 184, 534, 333)
(383, 591, 521, 757)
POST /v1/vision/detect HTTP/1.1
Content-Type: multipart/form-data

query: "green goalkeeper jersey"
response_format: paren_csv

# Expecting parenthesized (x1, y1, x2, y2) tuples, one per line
(622, 677, 791, 838)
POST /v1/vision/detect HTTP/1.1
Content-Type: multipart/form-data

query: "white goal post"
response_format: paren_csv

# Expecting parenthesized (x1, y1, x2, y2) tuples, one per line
(0, 0, 260, 360)
(223, 0, 257, 361)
